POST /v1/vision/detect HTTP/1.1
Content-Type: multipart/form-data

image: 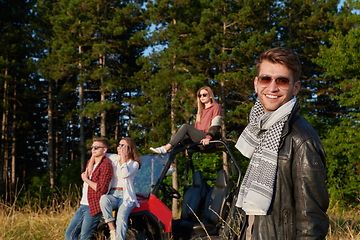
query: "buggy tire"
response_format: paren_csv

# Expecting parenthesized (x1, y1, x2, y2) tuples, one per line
(218, 206, 244, 240)
(95, 227, 148, 240)
(126, 229, 149, 240)
(190, 237, 222, 240)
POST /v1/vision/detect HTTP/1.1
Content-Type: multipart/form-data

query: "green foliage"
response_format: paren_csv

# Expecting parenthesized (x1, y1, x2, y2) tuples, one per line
(58, 159, 83, 190)
(81, 100, 119, 119)
(314, 9, 360, 208)
(18, 174, 81, 211)
(0, 0, 360, 210)
(324, 120, 360, 208)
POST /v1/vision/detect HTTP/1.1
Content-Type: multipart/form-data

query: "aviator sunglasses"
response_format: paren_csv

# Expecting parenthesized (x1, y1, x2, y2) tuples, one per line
(198, 93, 208, 98)
(257, 75, 291, 89)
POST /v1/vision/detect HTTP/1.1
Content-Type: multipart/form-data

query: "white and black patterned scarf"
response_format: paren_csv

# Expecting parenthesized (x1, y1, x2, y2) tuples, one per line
(235, 97, 297, 215)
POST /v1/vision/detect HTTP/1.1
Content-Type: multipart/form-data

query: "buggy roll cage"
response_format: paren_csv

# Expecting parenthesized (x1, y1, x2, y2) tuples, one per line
(150, 140, 242, 198)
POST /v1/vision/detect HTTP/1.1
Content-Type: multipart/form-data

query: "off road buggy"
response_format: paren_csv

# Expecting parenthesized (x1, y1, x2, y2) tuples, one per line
(97, 140, 244, 240)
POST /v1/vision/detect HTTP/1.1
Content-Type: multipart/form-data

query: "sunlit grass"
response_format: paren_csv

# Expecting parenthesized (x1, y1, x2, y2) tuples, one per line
(0, 206, 73, 239)
(0, 186, 80, 240)
(0, 192, 359, 240)
(326, 202, 360, 240)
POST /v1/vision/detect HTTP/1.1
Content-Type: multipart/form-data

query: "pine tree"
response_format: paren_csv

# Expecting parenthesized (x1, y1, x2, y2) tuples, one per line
(314, 0, 360, 207)
(275, 0, 352, 137)
(39, 0, 147, 173)
(0, 0, 43, 202)
(133, 0, 282, 215)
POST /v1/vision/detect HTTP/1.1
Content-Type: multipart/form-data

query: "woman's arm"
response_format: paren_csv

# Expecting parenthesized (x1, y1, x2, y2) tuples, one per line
(85, 156, 96, 175)
(205, 103, 222, 140)
(118, 161, 139, 179)
(117, 145, 139, 178)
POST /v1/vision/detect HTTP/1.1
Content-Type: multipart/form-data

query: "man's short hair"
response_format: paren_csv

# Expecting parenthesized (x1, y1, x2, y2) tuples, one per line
(93, 137, 109, 148)
(256, 47, 302, 82)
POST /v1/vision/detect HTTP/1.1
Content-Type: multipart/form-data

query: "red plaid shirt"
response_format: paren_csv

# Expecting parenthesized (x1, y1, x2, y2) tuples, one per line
(87, 156, 113, 216)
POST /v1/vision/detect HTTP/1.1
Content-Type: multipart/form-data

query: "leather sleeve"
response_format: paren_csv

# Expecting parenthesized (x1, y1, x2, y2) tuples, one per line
(293, 137, 329, 239)
(206, 125, 222, 140)
(206, 115, 222, 140)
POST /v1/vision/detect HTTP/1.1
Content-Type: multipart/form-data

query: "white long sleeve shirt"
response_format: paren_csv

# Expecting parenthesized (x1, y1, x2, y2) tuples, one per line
(106, 153, 140, 207)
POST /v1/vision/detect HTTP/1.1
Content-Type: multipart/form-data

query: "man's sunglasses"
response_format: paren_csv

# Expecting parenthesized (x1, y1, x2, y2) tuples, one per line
(90, 146, 105, 150)
(257, 76, 291, 89)
(198, 93, 208, 98)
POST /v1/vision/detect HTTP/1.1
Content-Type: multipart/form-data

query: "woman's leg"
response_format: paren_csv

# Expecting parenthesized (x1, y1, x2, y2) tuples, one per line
(168, 123, 206, 147)
(100, 191, 122, 240)
(100, 193, 121, 226)
(115, 200, 136, 240)
(150, 123, 207, 154)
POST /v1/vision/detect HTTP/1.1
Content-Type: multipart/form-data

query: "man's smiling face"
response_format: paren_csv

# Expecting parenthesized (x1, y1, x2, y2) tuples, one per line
(254, 60, 300, 113)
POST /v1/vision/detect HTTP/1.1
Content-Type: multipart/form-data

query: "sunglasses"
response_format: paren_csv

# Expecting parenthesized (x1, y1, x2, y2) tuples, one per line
(90, 146, 105, 150)
(118, 144, 128, 148)
(257, 76, 291, 89)
(198, 93, 208, 98)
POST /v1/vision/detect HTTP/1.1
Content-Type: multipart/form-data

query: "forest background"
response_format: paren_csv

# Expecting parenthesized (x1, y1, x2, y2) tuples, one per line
(0, 0, 359, 230)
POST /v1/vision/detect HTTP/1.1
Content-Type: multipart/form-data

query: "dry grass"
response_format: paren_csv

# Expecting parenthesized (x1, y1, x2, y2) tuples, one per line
(0, 205, 73, 239)
(0, 195, 359, 240)
(326, 202, 360, 240)
(0, 186, 80, 240)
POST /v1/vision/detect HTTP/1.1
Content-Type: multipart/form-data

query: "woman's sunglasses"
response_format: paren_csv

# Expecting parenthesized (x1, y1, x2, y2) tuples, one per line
(198, 93, 208, 98)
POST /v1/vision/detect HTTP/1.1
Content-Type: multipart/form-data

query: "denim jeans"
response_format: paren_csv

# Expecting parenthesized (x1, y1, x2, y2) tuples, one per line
(100, 190, 136, 240)
(65, 204, 101, 240)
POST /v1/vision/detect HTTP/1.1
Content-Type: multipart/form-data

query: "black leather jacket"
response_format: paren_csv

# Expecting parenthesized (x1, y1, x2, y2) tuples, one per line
(242, 102, 329, 240)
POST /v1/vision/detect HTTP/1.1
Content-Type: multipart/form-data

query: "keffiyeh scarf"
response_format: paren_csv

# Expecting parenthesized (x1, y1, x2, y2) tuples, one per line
(235, 97, 297, 215)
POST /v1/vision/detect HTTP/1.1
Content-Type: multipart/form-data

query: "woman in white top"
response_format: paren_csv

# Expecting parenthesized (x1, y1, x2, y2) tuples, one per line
(99, 137, 142, 240)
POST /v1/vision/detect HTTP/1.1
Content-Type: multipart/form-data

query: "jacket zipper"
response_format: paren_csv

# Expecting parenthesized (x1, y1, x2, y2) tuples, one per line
(284, 210, 289, 239)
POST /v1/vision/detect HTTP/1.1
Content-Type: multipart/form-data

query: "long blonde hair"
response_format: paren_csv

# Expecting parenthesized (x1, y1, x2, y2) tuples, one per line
(195, 86, 216, 123)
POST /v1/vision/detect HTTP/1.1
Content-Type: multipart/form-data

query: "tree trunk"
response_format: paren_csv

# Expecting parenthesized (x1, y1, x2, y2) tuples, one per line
(62, 115, 67, 163)
(171, 73, 179, 218)
(2, 70, 9, 202)
(115, 117, 119, 141)
(221, 22, 228, 175)
(79, 45, 86, 172)
(99, 54, 106, 137)
(11, 84, 17, 195)
(55, 125, 59, 172)
(48, 79, 55, 188)
(79, 83, 85, 172)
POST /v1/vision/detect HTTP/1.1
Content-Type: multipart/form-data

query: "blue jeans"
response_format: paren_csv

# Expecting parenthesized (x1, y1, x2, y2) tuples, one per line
(65, 204, 101, 240)
(100, 190, 136, 240)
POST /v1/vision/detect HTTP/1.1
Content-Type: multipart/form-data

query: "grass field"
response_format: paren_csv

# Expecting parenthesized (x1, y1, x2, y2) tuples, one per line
(0, 196, 359, 240)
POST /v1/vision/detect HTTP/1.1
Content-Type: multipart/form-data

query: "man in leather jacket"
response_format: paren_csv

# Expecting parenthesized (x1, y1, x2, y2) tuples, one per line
(235, 47, 329, 240)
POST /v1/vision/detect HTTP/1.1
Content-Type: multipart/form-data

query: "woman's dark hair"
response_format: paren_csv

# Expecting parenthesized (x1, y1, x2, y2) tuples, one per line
(122, 137, 142, 169)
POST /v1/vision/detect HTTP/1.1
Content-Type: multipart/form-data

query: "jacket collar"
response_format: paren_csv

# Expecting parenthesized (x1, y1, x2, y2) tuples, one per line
(279, 101, 300, 148)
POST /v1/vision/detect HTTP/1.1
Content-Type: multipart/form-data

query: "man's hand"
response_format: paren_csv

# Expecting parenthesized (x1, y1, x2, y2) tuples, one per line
(81, 170, 97, 191)
(81, 171, 89, 182)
